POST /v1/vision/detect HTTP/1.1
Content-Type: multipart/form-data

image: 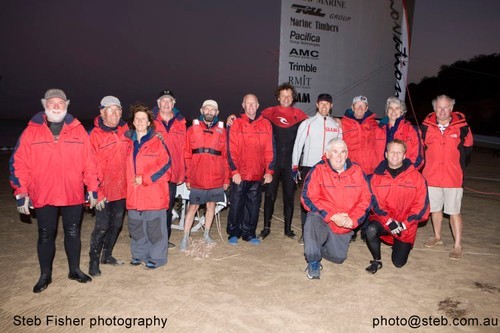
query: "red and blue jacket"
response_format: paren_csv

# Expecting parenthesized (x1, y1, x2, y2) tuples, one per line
(153, 107, 186, 184)
(369, 159, 430, 245)
(301, 156, 371, 235)
(125, 129, 171, 210)
(342, 109, 383, 175)
(421, 112, 473, 188)
(89, 116, 129, 202)
(9, 112, 98, 208)
(377, 116, 424, 170)
(228, 113, 274, 181)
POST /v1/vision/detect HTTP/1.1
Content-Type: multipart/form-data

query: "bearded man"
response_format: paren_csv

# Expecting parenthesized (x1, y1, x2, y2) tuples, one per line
(9, 89, 99, 293)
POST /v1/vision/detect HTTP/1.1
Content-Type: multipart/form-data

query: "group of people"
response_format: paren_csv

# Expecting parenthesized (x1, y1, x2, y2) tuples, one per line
(298, 92, 472, 279)
(9, 84, 473, 292)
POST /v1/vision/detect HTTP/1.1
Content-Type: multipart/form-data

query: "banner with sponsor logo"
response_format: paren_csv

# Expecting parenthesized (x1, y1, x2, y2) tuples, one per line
(279, 0, 411, 116)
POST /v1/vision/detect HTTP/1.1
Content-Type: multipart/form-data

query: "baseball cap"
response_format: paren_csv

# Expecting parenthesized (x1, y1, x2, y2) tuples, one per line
(317, 93, 333, 103)
(100, 96, 122, 108)
(352, 95, 368, 105)
(158, 89, 175, 100)
(202, 99, 218, 110)
(44, 89, 67, 101)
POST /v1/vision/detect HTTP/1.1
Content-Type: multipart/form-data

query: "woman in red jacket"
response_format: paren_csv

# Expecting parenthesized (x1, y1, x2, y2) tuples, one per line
(376, 97, 424, 170)
(125, 104, 171, 269)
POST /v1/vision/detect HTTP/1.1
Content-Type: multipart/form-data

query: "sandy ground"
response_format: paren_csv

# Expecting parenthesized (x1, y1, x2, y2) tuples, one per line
(0, 150, 499, 333)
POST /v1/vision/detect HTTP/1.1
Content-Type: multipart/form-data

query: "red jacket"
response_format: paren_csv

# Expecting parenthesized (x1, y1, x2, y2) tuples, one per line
(153, 108, 186, 184)
(89, 116, 129, 202)
(125, 129, 171, 210)
(376, 117, 424, 170)
(301, 156, 371, 235)
(370, 159, 430, 245)
(184, 119, 230, 189)
(421, 112, 473, 187)
(9, 112, 98, 208)
(228, 113, 274, 181)
(342, 110, 383, 175)
(261, 105, 308, 167)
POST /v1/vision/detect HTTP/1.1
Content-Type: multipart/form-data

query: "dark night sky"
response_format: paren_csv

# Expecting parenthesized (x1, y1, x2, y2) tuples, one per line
(1, 0, 499, 121)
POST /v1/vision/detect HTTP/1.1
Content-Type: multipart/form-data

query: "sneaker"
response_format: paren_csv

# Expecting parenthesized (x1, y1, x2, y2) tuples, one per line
(203, 234, 215, 244)
(365, 260, 383, 274)
(258, 228, 271, 240)
(130, 258, 141, 266)
(449, 247, 463, 260)
(179, 235, 189, 252)
(228, 236, 238, 245)
(306, 261, 321, 279)
(247, 238, 261, 245)
(168, 242, 176, 249)
(145, 261, 158, 269)
(423, 237, 443, 248)
(285, 230, 297, 240)
(298, 235, 304, 245)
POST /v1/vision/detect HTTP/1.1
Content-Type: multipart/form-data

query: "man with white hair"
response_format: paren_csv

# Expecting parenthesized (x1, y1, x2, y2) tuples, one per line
(301, 138, 371, 279)
(421, 95, 473, 260)
(9, 89, 99, 293)
(88, 96, 129, 276)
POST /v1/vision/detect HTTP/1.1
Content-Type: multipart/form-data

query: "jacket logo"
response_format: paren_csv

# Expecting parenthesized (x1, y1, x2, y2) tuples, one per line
(450, 134, 458, 138)
(278, 117, 289, 125)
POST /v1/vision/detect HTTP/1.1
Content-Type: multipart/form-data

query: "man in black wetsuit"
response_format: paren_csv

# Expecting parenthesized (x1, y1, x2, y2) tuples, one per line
(258, 83, 308, 240)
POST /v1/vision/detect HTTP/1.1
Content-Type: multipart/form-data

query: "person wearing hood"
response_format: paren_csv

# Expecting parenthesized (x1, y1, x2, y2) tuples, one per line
(376, 97, 424, 170)
(179, 100, 230, 252)
(87, 96, 129, 276)
(365, 140, 429, 274)
(9, 88, 98, 293)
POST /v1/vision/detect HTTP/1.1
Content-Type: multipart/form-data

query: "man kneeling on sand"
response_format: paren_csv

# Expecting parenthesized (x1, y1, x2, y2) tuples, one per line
(301, 138, 371, 279)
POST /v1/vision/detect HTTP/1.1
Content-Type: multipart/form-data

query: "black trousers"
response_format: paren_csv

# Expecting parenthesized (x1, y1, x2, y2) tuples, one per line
(263, 164, 296, 234)
(299, 166, 312, 234)
(35, 204, 83, 275)
(89, 199, 125, 261)
(365, 221, 412, 268)
(166, 182, 177, 240)
(227, 180, 262, 241)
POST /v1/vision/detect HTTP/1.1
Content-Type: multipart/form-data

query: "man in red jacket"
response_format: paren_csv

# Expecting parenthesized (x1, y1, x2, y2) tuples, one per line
(421, 95, 473, 260)
(227, 94, 274, 245)
(10, 89, 98, 293)
(153, 89, 186, 249)
(365, 140, 429, 274)
(88, 96, 129, 276)
(180, 99, 230, 251)
(301, 138, 371, 279)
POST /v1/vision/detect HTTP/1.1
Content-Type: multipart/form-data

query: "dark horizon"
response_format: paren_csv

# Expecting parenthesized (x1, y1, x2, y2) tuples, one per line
(1, 0, 499, 122)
